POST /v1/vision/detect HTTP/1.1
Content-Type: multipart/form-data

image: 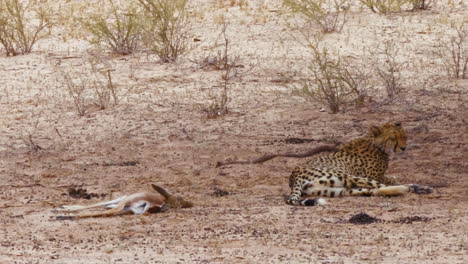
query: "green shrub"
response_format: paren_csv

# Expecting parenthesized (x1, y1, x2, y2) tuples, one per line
(283, 0, 349, 33)
(0, 0, 52, 56)
(292, 39, 366, 113)
(137, 0, 191, 62)
(80, 0, 141, 55)
(359, 0, 410, 14)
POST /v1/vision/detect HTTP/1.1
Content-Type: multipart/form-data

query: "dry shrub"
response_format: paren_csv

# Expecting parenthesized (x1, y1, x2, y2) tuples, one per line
(372, 41, 405, 99)
(359, 0, 411, 14)
(0, 0, 52, 56)
(214, 0, 249, 9)
(201, 23, 236, 118)
(283, 0, 349, 33)
(22, 119, 42, 153)
(58, 58, 118, 117)
(409, 0, 432, 10)
(292, 38, 368, 114)
(434, 22, 468, 79)
(80, 0, 141, 55)
(138, 0, 191, 62)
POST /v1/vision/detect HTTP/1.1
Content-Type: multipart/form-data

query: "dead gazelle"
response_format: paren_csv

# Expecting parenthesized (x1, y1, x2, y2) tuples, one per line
(54, 184, 193, 219)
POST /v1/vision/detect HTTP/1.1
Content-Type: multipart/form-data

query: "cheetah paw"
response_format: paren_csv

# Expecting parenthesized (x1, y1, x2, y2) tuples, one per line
(286, 197, 299, 206)
(408, 184, 433, 194)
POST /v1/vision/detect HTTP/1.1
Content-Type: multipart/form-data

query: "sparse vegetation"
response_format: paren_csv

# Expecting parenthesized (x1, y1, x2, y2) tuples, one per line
(137, 0, 192, 62)
(214, 0, 249, 9)
(202, 23, 237, 118)
(359, 0, 410, 14)
(58, 58, 118, 117)
(409, 0, 432, 10)
(0, 0, 52, 56)
(80, 0, 141, 55)
(434, 22, 468, 79)
(22, 119, 42, 153)
(291, 38, 368, 114)
(282, 0, 349, 33)
(372, 41, 405, 99)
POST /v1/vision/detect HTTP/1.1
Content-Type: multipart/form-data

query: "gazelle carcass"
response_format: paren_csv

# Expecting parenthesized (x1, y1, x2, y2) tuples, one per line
(53, 184, 192, 220)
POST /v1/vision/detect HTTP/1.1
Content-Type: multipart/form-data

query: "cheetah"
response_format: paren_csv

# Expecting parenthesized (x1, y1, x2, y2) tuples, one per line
(286, 123, 433, 206)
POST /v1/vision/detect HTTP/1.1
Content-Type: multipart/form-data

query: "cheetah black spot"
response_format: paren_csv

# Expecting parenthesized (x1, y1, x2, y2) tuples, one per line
(317, 190, 321, 196)
(330, 180, 335, 187)
(330, 191, 335, 197)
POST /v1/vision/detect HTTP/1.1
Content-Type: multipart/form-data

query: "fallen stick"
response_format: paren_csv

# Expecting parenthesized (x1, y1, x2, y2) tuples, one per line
(216, 144, 339, 167)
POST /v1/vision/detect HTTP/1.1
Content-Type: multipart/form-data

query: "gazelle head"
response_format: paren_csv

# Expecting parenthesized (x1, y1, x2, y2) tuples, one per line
(151, 184, 193, 212)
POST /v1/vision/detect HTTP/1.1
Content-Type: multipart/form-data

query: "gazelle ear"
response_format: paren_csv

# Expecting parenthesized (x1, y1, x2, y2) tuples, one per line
(151, 184, 171, 199)
(370, 126, 381, 137)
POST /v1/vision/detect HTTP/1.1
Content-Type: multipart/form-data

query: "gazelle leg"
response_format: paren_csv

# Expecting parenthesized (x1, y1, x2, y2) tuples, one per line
(54, 196, 127, 212)
(129, 201, 153, 215)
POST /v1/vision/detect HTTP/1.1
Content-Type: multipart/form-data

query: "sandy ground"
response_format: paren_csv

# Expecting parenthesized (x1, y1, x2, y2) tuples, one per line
(0, 0, 467, 263)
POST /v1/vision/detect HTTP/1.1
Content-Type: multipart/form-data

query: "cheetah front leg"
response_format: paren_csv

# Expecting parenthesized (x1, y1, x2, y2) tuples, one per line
(286, 179, 327, 206)
(286, 177, 311, 205)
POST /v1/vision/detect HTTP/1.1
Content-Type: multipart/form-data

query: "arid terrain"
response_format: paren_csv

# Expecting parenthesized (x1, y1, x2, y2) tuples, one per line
(0, 0, 467, 263)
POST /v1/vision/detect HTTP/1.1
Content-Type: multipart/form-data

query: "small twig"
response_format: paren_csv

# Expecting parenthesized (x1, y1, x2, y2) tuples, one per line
(102, 160, 139, 167)
(0, 183, 44, 189)
(0, 183, 87, 189)
(216, 144, 339, 168)
(55, 127, 62, 137)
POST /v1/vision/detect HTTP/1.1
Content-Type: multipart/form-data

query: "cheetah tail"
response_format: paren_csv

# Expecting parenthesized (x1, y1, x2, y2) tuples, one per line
(301, 198, 327, 206)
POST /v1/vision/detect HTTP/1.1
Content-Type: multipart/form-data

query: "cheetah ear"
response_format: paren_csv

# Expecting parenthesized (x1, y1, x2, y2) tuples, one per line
(370, 126, 381, 137)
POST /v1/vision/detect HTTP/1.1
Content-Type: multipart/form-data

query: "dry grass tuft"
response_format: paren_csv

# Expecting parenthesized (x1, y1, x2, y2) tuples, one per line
(0, 0, 52, 56)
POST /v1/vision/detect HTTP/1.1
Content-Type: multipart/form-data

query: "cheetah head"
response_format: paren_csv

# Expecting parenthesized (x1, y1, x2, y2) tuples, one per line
(370, 123, 407, 153)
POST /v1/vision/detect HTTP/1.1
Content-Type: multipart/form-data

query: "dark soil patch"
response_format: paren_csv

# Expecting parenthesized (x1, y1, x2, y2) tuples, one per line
(348, 213, 381, 225)
(283, 138, 317, 144)
(347, 213, 432, 225)
(102, 160, 139, 166)
(65, 187, 105, 200)
(391, 216, 432, 224)
(212, 187, 230, 197)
